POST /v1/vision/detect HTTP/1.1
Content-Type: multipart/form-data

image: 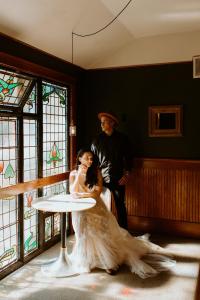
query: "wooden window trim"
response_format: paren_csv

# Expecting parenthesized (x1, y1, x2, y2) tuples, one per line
(0, 52, 76, 85)
(0, 52, 76, 279)
(0, 172, 69, 199)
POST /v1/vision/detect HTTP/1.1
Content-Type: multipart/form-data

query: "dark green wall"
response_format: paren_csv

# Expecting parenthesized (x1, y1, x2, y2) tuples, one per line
(1, 34, 200, 159)
(78, 63, 200, 159)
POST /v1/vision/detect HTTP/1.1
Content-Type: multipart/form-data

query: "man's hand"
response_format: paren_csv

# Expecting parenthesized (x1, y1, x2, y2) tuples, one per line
(118, 172, 130, 185)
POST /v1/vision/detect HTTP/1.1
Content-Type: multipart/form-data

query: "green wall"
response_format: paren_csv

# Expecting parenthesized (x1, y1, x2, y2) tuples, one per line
(78, 62, 200, 159)
(1, 34, 200, 159)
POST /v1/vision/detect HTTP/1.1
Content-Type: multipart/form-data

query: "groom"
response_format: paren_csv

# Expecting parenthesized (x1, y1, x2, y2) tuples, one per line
(91, 111, 133, 229)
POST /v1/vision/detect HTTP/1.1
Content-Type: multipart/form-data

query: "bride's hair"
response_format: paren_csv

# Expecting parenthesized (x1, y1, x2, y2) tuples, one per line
(76, 148, 98, 189)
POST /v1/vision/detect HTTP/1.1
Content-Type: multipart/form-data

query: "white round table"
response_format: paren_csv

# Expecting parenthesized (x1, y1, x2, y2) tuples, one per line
(32, 194, 96, 277)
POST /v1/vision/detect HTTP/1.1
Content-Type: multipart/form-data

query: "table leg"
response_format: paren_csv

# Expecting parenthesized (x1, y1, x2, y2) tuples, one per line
(41, 212, 78, 277)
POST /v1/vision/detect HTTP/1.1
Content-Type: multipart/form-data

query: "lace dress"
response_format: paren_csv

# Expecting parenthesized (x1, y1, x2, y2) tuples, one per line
(69, 170, 175, 279)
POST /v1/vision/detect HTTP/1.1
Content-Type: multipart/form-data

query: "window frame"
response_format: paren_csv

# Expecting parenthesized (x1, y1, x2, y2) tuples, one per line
(0, 53, 76, 279)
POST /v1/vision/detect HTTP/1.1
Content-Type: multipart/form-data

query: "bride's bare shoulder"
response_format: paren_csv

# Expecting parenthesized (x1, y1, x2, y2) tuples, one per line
(70, 169, 77, 177)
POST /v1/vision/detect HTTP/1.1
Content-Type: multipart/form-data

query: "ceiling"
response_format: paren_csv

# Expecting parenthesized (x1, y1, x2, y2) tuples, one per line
(1, 0, 200, 69)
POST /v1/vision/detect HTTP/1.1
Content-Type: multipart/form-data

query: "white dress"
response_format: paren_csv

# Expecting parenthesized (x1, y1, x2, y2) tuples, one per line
(69, 170, 175, 279)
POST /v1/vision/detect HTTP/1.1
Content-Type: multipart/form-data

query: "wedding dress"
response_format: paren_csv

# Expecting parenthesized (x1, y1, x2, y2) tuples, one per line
(69, 170, 175, 279)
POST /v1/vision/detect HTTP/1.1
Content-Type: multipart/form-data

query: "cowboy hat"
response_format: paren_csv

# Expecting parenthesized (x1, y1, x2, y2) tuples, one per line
(98, 112, 119, 125)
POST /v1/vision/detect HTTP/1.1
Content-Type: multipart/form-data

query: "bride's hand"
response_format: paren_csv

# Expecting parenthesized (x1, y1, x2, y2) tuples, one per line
(71, 192, 92, 199)
(71, 192, 81, 199)
(77, 164, 88, 176)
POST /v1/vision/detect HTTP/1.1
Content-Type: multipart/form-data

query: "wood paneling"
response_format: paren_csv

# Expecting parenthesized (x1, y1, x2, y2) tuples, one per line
(126, 158, 200, 237)
(128, 216, 200, 238)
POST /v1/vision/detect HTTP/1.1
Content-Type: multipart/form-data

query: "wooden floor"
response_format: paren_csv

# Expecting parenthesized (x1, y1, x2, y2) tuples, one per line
(0, 234, 200, 300)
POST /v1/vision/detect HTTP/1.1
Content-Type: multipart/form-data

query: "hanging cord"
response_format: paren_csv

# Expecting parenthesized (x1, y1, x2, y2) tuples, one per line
(71, 0, 133, 63)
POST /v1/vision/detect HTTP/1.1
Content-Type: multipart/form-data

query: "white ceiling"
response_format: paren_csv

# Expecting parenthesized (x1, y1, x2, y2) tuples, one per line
(1, 0, 200, 69)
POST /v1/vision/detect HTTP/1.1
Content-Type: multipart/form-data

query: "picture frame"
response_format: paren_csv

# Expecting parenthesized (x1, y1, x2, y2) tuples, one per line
(148, 105, 183, 137)
(193, 55, 200, 78)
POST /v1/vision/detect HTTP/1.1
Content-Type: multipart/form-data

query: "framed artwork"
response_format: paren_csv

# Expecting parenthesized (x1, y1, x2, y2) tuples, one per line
(148, 105, 183, 137)
(193, 55, 200, 78)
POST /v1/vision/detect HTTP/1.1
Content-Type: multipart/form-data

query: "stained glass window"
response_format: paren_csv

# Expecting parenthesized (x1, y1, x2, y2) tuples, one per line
(0, 197, 18, 270)
(43, 181, 67, 196)
(24, 119, 37, 182)
(0, 117, 17, 188)
(23, 85, 37, 113)
(24, 191, 38, 256)
(45, 216, 52, 242)
(43, 81, 68, 177)
(53, 213, 60, 236)
(0, 116, 18, 270)
(43, 181, 67, 239)
(42, 82, 68, 239)
(0, 68, 33, 107)
(0, 66, 69, 277)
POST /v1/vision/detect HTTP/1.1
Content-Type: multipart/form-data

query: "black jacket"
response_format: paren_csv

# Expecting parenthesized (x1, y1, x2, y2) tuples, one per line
(91, 130, 133, 184)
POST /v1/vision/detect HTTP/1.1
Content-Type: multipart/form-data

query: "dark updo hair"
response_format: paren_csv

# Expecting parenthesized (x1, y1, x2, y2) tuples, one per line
(75, 148, 98, 189)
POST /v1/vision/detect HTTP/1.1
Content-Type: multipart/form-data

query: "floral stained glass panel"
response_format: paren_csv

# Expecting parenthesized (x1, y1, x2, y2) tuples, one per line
(23, 119, 38, 256)
(23, 85, 37, 113)
(24, 191, 38, 256)
(24, 119, 37, 182)
(0, 117, 17, 188)
(0, 197, 18, 270)
(0, 68, 32, 107)
(43, 81, 68, 178)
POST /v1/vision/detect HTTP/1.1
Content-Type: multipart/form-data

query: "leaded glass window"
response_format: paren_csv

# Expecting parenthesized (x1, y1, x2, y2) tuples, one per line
(24, 190, 38, 256)
(23, 85, 37, 113)
(0, 66, 69, 277)
(0, 115, 19, 270)
(45, 216, 52, 242)
(23, 119, 38, 256)
(0, 117, 17, 188)
(43, 81, 68, 177)
(0, 197, 18, 270)
(0, 68, 33, 108)
(24, 119, 37, 182)
(42, 81, 68, 239)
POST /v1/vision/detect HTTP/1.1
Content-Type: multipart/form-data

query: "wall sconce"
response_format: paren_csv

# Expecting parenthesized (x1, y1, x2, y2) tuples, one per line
(69, 125, 76, 136)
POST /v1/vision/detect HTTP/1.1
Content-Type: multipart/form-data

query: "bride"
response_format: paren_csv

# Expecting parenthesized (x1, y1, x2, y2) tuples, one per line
(69, 148, 175, 278)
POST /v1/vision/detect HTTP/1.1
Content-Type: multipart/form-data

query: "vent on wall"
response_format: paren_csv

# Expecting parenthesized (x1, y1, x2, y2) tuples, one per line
(193, 56, 200, 78)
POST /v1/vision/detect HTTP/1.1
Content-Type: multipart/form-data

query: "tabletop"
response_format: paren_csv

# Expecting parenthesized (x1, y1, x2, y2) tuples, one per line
(32, 194, 96, 213)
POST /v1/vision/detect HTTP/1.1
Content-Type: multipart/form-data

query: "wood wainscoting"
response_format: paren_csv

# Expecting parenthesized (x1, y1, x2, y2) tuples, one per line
(125, 158, 200, 238)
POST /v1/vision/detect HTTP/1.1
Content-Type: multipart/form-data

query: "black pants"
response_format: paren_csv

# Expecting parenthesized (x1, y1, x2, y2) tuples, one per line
(104, 183, 128, 229)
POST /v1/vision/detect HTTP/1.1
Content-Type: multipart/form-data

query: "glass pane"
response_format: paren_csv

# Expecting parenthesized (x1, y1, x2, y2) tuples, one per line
(43, 181, 68, 238)
(0, 117, 17, 188)
(0, 116, 18, 270)
(53, 213, 60, 236)
(157, 112, 176, 129)
(23, 119, 37, 182)
(0, 197, 18, 270)
(0, 68, 33, 107)
(24, 191, 38, 256)
(45, 216, 51, 242)
(42, 82, 68, 177)
(23, 85, 37, 113)
(43, 181, 67, 197)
